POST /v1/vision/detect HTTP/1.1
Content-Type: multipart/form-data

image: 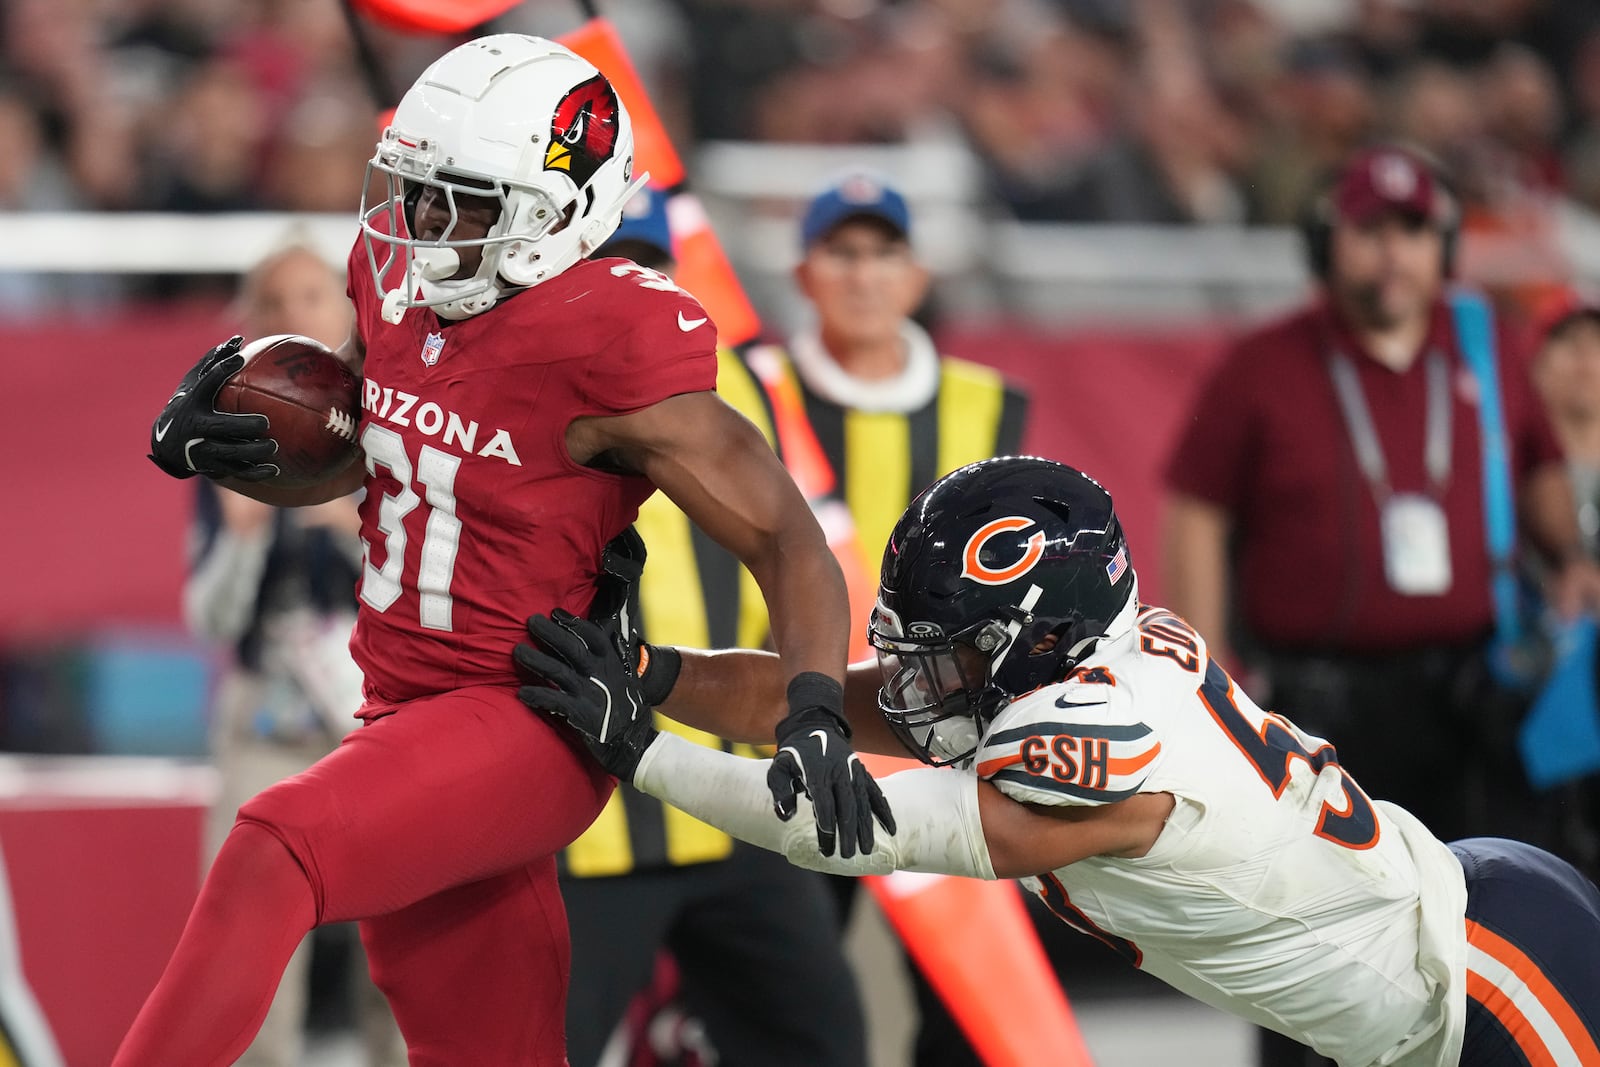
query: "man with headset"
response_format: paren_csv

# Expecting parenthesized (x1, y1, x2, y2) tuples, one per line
(1162, 143, 1600, 1066)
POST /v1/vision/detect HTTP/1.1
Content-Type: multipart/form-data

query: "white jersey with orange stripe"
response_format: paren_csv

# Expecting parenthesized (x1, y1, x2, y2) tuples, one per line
(975, 605, 1468, 1067)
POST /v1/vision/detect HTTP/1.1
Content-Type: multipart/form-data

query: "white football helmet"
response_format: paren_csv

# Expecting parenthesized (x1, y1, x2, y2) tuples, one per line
(359, 34, 645, 324)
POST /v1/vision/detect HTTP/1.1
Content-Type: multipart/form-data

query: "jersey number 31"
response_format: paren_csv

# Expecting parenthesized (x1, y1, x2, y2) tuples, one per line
(359, 423, 461, 631)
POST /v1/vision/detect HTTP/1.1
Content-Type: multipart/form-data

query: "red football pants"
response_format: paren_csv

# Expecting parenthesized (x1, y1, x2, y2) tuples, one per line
(114, 684, 612, 1066)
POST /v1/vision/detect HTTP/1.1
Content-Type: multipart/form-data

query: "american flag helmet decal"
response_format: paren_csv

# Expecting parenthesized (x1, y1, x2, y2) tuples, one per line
(1106, 546, 1129, 584)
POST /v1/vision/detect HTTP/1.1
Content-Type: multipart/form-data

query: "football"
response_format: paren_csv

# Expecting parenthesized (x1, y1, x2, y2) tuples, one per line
(216, 334, 362, 489)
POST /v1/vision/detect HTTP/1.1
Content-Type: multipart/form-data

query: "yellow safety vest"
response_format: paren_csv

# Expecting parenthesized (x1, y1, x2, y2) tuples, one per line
(784, 351, 1031, 569)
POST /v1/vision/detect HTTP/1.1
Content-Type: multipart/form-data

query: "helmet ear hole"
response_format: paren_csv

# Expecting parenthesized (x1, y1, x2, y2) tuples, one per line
(1030, 629, 1065, 656)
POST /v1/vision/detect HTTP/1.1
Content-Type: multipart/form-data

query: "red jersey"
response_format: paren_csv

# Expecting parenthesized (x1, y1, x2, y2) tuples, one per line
(1164, 297, 1562, 652)
(344, 244, 718, 702)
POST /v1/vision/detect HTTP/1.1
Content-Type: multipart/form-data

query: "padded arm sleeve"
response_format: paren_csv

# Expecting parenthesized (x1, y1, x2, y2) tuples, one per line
(633, 733, 997, 879)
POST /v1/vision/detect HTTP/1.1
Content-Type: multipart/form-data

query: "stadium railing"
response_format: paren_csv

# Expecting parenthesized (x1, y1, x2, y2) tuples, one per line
(4, 140, 1600, 330)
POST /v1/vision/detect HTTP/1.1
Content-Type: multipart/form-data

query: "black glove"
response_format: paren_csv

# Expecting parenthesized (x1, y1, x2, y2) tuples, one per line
(767, 673, 896, 859)
(148, 336, 279, 482)
(514, 527, 681, 779)
(516, 609, 659, 780)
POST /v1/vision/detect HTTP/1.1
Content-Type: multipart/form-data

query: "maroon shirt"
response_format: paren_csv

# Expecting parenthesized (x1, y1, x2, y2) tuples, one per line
(345, 241, 718, 702)
(1165, 297, 1562, 652)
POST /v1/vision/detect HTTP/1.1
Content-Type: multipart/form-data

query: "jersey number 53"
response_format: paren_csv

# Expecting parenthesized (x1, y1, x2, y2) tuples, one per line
(1140, 613, 1379, 851)
(1198, 661, 1380, 851)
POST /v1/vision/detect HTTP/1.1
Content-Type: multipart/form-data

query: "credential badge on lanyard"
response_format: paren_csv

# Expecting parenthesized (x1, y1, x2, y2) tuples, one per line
(1327, 350, 1454, 596)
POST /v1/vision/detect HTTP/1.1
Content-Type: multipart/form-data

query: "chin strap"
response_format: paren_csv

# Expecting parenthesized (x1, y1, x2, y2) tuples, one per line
(380, 288, 407, 325)
(381, 258, 501, 325)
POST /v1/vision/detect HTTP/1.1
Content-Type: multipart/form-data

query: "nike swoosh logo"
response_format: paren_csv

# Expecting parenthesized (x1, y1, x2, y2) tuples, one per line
(589, 677, 613, 742)
(677, 311, 708, 332)
(154, 420, 174, 443)
(810, 729, 829, 756)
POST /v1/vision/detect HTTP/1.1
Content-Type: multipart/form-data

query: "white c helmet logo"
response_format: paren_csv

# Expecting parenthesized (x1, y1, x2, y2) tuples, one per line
(961, 516, 1045, 586)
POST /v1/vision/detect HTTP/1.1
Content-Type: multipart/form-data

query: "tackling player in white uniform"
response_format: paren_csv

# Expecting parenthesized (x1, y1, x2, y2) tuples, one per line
(969, 603, 1466, 1065)
(517, 457, 1600, 1067)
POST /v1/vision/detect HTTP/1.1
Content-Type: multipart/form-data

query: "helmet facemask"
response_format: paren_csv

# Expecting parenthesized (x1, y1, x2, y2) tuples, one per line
(870, 575, 1141, 768)
(870, 586, 1044, 767)
(361, 129, 622, 325)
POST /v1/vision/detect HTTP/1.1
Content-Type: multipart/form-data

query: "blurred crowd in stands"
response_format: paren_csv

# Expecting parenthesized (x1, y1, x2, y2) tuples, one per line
(6, 0, 1600, 231)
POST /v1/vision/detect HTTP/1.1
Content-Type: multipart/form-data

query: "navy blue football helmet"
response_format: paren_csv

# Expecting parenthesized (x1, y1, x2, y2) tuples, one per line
(867, 457, 1138, 765)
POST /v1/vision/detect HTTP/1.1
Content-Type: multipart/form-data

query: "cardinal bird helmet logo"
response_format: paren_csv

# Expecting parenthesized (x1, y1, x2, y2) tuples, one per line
(544, 74, 620, 187)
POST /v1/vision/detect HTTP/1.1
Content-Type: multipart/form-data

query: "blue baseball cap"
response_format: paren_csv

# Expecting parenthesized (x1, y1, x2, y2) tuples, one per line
(601, 185, 674, 261)
(800, 172, 911, 248)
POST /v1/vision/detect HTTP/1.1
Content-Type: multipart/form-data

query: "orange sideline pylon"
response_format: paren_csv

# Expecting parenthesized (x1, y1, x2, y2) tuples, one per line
(873, 872, 1098, 1066)
(857, 758, 1097, 1067)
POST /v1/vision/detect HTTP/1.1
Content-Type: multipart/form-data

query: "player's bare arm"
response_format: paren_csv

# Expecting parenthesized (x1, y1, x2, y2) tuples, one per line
(561, 392, 894, 857)
(978, 785, 1173, 878)
(567, 391, 848, 683)
(517, 578, 1171, 878)
(655, 649, 910, 761)
(530, 601, 1181, 876)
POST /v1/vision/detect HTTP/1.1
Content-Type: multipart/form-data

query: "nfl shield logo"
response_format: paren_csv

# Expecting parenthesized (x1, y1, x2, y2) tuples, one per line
(420, 331, 446, 367)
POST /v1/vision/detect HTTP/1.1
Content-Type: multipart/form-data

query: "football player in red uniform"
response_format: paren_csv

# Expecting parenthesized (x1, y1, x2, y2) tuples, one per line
(131, 35, 890, 1066)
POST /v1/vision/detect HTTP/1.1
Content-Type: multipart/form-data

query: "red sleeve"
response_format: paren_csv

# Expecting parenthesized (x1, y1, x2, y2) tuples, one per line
(1163, 335, 1265, 512)
(345, 236, 376, 347)
(579, 278, 719, 416)
(1496, 318, 1565, 475)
